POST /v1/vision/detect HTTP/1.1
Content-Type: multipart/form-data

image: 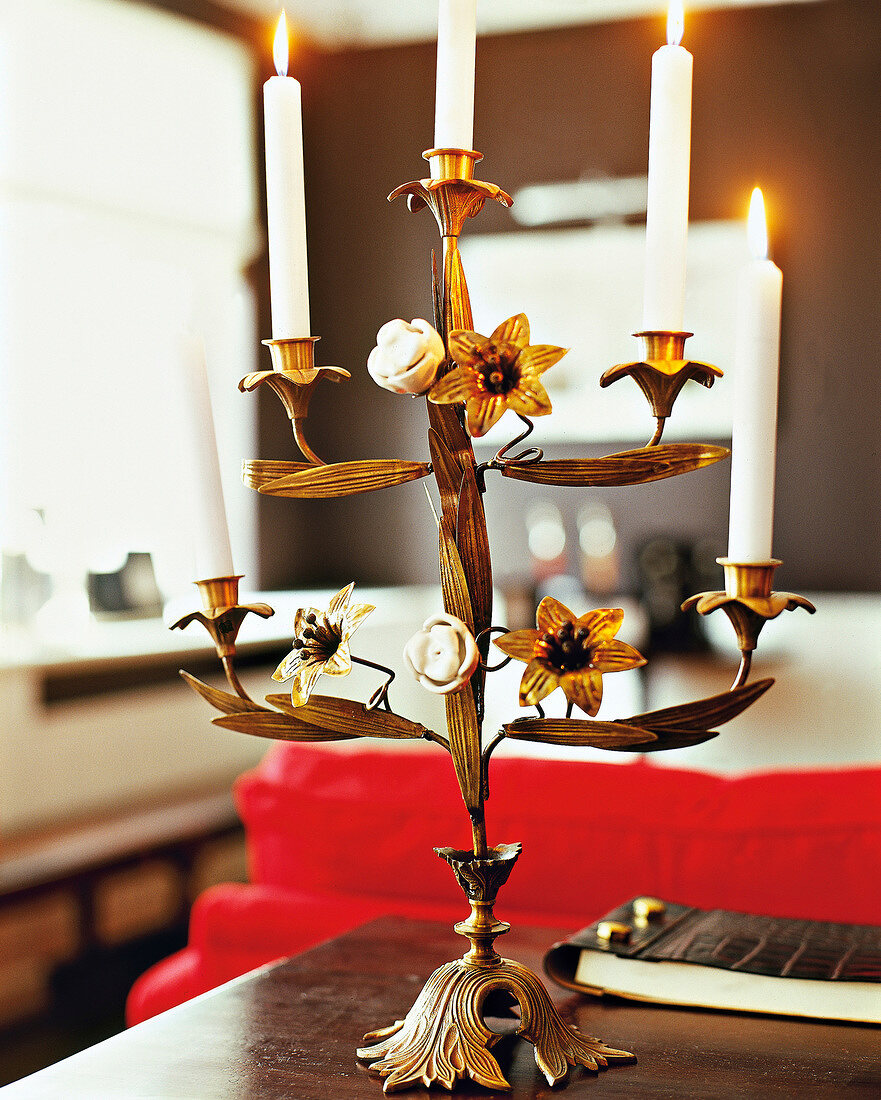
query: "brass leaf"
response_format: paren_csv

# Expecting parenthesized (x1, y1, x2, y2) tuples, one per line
(432, 249, 444, 336)
(439, 515, 474, 632)
(242, 460, 315, 491)
(446, 687, 482, 813)
(264, 693, 428, 740)
(503, 718, 656, 749)
(212, 711, 358, 742)
(180, 671, 267, 715)
(613, 728, 721, 752)
(428, 428, 463, 516)
(500, 444, 729, 487)
(623, 678, 774, 732)
(444, 238, 474, 334)
(247, 459, 431, 498)
(456, 459, 492, 642)
(427, 399, 471, 459)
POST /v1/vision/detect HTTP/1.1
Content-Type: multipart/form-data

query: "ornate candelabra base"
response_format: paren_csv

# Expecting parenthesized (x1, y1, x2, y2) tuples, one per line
(357, 955, 633, 1094)
(357, 843, 634, 1093)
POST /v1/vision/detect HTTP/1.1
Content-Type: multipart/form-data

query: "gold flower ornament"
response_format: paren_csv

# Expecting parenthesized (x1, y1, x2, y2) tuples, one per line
(272, 583, 374, 707)
(428, 314, 567, 437)
(494, 597, 646, 717)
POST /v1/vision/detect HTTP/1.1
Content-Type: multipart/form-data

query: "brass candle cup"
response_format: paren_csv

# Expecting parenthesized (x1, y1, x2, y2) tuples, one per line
(196, 574, 244, 614)
(390, 152, 512, 240)
(262, 335, 321, 377)
(422, 146, 483, 181)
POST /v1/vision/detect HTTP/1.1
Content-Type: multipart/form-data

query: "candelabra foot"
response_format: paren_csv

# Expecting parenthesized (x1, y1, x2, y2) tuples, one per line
(357, 955, 633, 1093)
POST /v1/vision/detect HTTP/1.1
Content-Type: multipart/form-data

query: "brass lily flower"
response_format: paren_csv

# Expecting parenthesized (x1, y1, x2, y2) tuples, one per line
(493, 597, 646, 717)
(428, 314, 567, 438)
(272, 583, 375, 707)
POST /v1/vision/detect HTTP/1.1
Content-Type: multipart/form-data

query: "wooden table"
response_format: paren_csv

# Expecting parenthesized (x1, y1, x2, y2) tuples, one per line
(2, 917, 878, 1098)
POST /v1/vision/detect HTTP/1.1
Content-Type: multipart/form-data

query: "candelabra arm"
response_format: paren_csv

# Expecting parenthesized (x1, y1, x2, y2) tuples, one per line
(732, 650, 753, 690)
(292, 416, 325, 466)
(422, 729, 452, 753)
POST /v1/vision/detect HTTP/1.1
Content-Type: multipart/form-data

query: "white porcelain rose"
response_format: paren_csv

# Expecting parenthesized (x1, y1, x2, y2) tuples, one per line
(367, 318, 445, 395)
(403, 613, 480, 694)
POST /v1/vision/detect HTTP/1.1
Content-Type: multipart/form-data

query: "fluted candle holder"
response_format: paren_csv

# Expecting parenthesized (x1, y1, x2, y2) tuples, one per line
(171, 575, 274, 699)
(683, 558, 816, 687)
(238, 336, 350, 465)
(601, 330, 722, 446)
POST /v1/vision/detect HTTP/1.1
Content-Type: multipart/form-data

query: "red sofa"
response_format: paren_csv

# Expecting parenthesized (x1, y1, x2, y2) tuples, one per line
(127, 743, 881, 1025)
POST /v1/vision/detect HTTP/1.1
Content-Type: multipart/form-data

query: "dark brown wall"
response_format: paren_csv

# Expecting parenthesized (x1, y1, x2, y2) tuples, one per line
(255, 0, 880, 594)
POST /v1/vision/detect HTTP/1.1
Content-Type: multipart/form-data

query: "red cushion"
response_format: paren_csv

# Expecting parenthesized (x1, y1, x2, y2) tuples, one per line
(128, 744, 881, 1024)
(237, 746, 881, 925)
(126, 946, 208, 1027)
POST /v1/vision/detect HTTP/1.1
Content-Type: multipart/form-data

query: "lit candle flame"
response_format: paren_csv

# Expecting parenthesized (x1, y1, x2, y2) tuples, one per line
(747, 187, 769, 261)
(273, 10, 289, 77)
(667, 0, 685, 46)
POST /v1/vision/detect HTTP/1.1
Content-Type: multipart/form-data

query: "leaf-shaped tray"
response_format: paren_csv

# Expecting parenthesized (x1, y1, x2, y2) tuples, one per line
(502, 679, 774, 753)
(180, 671, 268, 715)
(611, 728, 720, 752)
(213, 710, 359, 741)
(182, 673, 432, 743)
(622, 678, 774, 731)
(499, 443, 728, 487)
(243, 459, 431, 497)
(503, 718, 656, 750)
(265, 693, 430, 740)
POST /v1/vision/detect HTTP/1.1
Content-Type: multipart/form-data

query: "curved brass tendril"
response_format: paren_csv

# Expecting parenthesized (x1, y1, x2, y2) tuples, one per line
(354, 655, 396, 712)
(493, 415, 543, 465)
(476, 625, 513, 672)
(221, 656, 252, 702)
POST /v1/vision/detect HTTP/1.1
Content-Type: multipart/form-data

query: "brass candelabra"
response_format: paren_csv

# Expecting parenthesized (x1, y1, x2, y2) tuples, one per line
(174, 146, 813, 1092)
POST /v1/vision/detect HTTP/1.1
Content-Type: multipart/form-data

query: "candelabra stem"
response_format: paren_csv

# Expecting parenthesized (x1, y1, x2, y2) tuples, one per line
(292, 417, 325, 465)
(471, 814, 488, 859)
(732, 650, 752, 690)
(647, 416, 666, 447)
(221, 656, 250, 701)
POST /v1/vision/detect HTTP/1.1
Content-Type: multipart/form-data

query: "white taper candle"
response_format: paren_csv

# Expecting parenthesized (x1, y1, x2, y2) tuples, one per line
(642, 1, 693, 332)
(264, 11, 310, 339)
(434, 0, 477, 150)
(727, 189, 783, 563)
(181, 334, 234, 581)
